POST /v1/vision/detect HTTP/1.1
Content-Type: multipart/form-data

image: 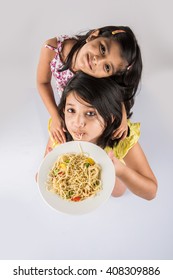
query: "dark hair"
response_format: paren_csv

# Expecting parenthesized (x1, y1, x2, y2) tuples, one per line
(58, 72, 131, 149)
(60, 25, 142, 105)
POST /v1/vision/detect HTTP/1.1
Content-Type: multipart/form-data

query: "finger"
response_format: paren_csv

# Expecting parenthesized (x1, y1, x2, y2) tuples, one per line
(115, 129, 128, 140)
(112, 133, 123, 140)
(55, 130, 66, 144)
(112, 130, 121, 138)
(120, 130, 127, 140)
(58, 130, 66, 143)
(52, 126, 66, 143)
(50, 131, 64, 145)
(60, 131, 66, 143)
(108, 151, 117, 165)
(51, 129, 64, 142)
(51, 131, 58, 141)
(108, 150, 114, 159)
(112, 129, 123, 139)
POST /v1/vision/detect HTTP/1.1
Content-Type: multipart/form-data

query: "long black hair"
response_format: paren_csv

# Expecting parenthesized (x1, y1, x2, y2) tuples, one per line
(58, 72, 131, 149)
(60, 25, 142, 105)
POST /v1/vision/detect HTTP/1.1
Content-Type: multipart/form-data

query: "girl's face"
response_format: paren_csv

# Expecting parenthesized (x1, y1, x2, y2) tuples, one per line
(64, 92, 105, 143)
(73, 36, 128, 78)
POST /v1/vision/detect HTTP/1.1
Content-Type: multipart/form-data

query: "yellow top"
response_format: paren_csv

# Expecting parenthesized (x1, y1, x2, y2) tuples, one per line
(104, 120, 140, 160)
(48, 118, 59, 148)
(48, 119, 140, 160)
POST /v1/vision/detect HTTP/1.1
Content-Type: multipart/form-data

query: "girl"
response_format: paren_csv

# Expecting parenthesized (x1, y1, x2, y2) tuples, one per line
(45, 72, 157, 200)
(37, 25, 142, 144)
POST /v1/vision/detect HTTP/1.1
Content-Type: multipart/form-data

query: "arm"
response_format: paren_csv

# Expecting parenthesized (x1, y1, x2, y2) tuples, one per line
(110, 143, 158, 200)
(36, 38, 66, 143)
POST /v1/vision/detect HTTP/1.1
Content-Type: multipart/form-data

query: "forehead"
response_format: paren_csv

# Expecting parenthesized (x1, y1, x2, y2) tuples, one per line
(66, 91, 92, 107)
(92, 37, 120, 50)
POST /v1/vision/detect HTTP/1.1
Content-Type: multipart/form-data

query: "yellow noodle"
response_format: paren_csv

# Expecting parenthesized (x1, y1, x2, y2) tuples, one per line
(47, 153, 102, 202)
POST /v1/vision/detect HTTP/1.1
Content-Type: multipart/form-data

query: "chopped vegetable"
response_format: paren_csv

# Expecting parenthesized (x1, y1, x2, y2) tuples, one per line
(71, 196, 81, 202)
(66, 190, 74, 199)
(85, 157, 95, 165)
(59, 163, 66, 169)
(53, 169, 58, 175)
(58, 171, 65, 176)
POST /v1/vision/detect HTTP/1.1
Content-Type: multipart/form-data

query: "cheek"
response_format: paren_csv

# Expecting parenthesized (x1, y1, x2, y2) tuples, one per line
(91, 119, 105, 132)
(97, 116, 105, 129)
(64, 115, 71, 128)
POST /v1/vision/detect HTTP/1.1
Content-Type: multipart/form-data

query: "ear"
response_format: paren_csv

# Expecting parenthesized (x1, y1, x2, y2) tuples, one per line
(86, 29, 100, 42)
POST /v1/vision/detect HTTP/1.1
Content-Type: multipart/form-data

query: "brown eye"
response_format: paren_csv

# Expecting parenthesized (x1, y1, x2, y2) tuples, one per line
(105, 64, 111, 73)
(67, 108, 74, 113)
(86, 111, 96, 117)
(100, 44, 106, 55)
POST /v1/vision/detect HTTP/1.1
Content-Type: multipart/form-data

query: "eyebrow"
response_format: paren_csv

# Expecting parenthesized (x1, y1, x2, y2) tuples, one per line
(104, 40, 115, 74)
(66, 102, 94, 108)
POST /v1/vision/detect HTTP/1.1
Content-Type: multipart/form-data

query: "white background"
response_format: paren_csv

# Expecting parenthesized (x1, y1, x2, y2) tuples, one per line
(0, 0, 173, 260)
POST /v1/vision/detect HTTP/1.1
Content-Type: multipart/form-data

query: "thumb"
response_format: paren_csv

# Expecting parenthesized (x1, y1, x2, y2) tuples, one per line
(108, 150, 115, 161)
(108, 150, 118, 166)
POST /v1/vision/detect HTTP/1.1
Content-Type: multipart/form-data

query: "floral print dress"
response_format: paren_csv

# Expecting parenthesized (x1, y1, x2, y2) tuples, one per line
(45, 35, 75, 95)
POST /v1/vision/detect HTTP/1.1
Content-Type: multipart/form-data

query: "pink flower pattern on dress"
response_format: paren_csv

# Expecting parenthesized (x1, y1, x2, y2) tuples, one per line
(45, 35, 74, 95)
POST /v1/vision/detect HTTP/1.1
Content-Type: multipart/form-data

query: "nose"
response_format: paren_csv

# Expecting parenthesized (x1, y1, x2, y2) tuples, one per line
(92, 55, 99, 66)
(73, 114, 85, 128)
(92, 55, 106, 69)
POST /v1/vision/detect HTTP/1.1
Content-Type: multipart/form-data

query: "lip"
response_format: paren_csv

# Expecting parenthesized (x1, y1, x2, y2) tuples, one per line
(72, 132, 85, 140)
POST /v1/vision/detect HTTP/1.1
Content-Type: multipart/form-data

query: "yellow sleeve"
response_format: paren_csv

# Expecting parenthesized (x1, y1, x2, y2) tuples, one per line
(104, 120, 140, 160)
(48, 118, 60, 149)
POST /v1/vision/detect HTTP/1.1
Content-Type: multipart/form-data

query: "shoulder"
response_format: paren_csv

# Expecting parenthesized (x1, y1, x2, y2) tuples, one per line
(127, 120, 140, 142)
(38, 37, 58, 63)
(44, 37, 58, 49)
(105, 120, 140, 160)
(44, 36, 75, 49)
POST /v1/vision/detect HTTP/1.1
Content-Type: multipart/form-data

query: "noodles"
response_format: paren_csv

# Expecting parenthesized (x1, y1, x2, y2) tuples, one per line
(47, 153, 102, 202)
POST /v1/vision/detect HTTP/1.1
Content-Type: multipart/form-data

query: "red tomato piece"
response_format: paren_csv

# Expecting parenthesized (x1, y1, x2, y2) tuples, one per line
(71, 196, 81, 202)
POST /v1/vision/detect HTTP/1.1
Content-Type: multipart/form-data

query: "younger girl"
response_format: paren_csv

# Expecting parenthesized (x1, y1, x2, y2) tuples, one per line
(37, 25, 142, 143)
(45, 72, 157, 200)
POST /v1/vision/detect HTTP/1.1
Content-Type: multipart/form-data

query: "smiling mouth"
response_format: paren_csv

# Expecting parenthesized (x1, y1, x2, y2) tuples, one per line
(87, 54, 92, 70)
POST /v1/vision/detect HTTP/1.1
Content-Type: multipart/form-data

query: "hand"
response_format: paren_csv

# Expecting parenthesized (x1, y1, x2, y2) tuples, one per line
(50, 115, 66, 144)
(108, 150, 124, 176)
(112, 103, 128, 140)
(44, 139, 53, 157)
